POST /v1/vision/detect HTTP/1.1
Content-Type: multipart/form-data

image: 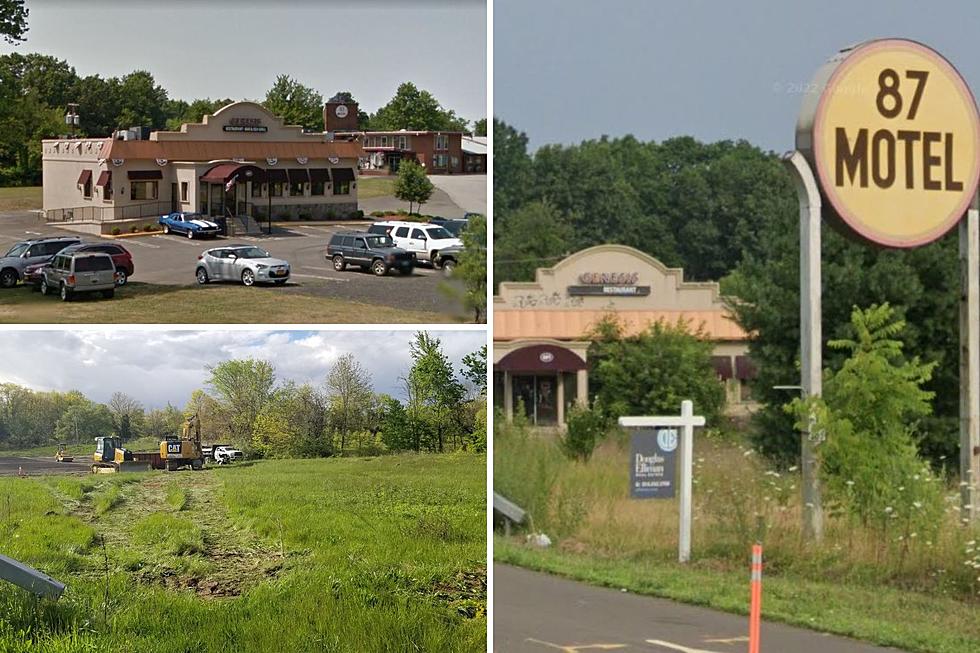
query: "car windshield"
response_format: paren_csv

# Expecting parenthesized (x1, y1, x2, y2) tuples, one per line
(4, 244, 28, 257)
(365, 236, 394, 248)
(182, 213, 205, 221)
(233, 247, 271, 259)
(425, 227, 453, 240)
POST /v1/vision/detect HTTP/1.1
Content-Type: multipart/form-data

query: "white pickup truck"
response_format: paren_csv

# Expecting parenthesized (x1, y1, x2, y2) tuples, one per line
(204, 444, 244, 464)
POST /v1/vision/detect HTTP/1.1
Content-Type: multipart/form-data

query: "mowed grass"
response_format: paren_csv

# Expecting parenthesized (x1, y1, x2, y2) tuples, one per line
(494, 423, 980, 653)
(0, 186, 42, 211)
(0, 453, 486, 652)
(0, 282, 452, 324)
(355, 176, 396, 199)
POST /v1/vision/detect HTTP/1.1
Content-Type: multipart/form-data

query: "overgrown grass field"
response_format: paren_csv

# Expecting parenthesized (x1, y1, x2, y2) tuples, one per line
(0, 186, 42, 211)
(0, 453, 486, 652)
(494, 421, 980, 653)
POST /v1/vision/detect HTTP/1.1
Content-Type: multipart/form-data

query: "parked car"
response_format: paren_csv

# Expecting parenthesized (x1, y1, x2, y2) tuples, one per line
(39, 251, 118, 301)
(432, 245, 463, 275)
(159, 212, 221, 239)
(60, 242, 134, 285)
(195, 245, 290, 286)
(0, 236, 81, 288)
(367, 221, 462, 267)
(326, 231, 415, 276)
(212, 445, 244, 464)
(433, 218, 468, 238)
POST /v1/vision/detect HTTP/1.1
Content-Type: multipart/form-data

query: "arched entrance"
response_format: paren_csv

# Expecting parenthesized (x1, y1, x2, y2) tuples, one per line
(495, 343, 587, 426)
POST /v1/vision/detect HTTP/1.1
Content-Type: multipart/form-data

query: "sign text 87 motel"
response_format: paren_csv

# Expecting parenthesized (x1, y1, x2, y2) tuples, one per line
(797, 39, 980, 248)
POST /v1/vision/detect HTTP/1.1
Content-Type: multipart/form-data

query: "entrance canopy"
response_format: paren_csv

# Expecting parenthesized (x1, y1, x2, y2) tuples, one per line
(199, 163, 267, 184)
(495, 344, 586, 373)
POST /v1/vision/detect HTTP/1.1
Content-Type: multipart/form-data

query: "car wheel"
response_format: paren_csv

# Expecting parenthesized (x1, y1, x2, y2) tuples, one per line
(372, 259, 388, 276)
(40, 279, 50, 295)
(102, 289, 115, 299)
(187, 229, 194, 239)
(162, 224, 170, 234)
(241, 269, 255, 286)
(59, 283, 72, 302)
(196, 267, 209, 285)
(442, 259, 456, 275)
(115, 268, 128, 286)
(332, 255, 346, 271)
(0, 269, 17, 289)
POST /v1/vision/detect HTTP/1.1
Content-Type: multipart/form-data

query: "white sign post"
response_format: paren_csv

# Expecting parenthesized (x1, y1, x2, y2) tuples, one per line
(620, 400, 705, 563)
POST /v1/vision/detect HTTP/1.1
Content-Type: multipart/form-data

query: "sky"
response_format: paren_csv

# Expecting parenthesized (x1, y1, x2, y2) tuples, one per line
(1, 0, 487, 121)
(0, 330, 486, 408)
(494, 0, 980, 152)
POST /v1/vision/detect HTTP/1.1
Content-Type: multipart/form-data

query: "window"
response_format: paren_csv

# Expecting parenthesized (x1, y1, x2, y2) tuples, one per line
(83, 177, 92, 199)
(271, 182, 283, 197)
(251, 182, 263, 198)
(4, 244, 28, 258)
(181, 181, 188, 202)
(341, 236, 354, 247)
(199, 182, 208, 213)
(333, 180, 350, 195)
(435, 134, 449, 150)
(394, 227, 409, 238)
(396, 135, 408, 150)
(290, 181, 305, 197)
(411, 228, 426, 239)
(424, 226, 453, 240)
(311, 180, 325, 196)
(131, 181, 158, 201)
(74, 256, 113, 272)
(380, 135, 389, 147)
(354, 238, 367, 249)
(433, 154, 448, 168)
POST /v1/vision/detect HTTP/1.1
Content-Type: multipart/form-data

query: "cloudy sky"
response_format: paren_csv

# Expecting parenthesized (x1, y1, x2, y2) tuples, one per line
(2, 0, 487, 122)
(0, 330, 485, 408)
(495, 0, 980, 151)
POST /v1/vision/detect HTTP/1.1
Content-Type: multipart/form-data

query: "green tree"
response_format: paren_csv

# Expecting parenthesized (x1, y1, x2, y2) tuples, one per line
(143, 403, 184, 441)
(107, 392, 144, 442)
(493, 201, 570, 286)
(370, 82, 467, 131)
(588, 316, 725, 423)
(263, 75, 323, 131)
(164, 97, 232, 130)
(441, 214, 487, 322)
(0, 0, 28, 45)
(461, 345, 488, 395)
(492, 119, 533, 216)
(394, 160, 434, 214)
(405, 332, 465, 452)
(324, 353, 373, 452)
(54, 401, 114, 444)
(473, 118, 487, 136)
(116, 70, 169, 128)
(206, 359, 277, 447)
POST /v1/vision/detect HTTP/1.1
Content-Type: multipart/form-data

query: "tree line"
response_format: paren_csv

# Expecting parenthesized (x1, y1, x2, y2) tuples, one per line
(494, 118, 964, 467)
(0, 48, 485, 185)
(0, 334, 487, 457)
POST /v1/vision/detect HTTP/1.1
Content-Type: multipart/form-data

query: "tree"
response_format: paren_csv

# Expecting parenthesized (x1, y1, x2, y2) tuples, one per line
(370, 82, 467, 131)
(206, 359, 277, 447)
(440, 214, 487, 322)
(405, 332, 465, 452)
(493, 201, 570, 287)
(143, 403, 183, 441)
(0, 0, 28, 45)
(324, 353, 373, 452)
(473, 118, 487, 137)
(461, 345, 488, 396)
(492, 119, 533, 216)
(116, 70, 170, 128)
(263, 75, 323, 131)
(588, 316, 725, 423)
(394, 160, 434, 214)
(107, 392, 144, 441)
(164, 97, 232, 130)
(54, 401, 114, 444)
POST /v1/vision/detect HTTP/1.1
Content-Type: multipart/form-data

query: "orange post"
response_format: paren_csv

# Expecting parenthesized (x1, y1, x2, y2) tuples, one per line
(748, 543, 763, 653)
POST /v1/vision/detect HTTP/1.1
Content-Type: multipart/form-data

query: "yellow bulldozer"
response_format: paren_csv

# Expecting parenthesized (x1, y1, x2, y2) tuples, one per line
(91, 414, 205, 473)
(91, 436, 149, 473)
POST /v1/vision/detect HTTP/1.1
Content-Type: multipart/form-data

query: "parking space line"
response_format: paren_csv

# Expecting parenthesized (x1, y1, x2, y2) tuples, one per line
(290, 273, 350, 283)
(645, 640, 723, 653)
(116, 239, 160, 249)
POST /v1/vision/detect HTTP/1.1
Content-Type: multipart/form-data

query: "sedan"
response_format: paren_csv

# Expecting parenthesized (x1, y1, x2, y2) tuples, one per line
(195, 245, 290, 286)
(160, 212, 221, 239)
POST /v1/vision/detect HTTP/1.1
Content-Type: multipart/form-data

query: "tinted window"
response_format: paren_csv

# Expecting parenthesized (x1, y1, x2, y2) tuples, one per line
(411, 229, 426, 239)
(365, 236, 393, 248)
(368, 225, 388, 234)
(354, 238, 367, 249)
(424, 227, 453, 240)
(394, 227, 409, 238)
(341, 236, 354, 247)
(52, 255, 66, 270)
(42, 241, 75, 256)
(73, 256, 113, 272)
(4, 244, 28, 257)
(234, 247, 271, 259)
(329, 234, 343, 246)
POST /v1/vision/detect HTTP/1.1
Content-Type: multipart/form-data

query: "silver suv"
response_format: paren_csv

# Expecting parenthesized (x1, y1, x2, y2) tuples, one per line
(40, 252, 118, 301)
(0, 236, 81, 288)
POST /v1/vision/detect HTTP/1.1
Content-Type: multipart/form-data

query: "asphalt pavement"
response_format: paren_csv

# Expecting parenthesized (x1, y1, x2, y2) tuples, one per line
(494, 564, 905, 653)
(0, 455, 89, 476)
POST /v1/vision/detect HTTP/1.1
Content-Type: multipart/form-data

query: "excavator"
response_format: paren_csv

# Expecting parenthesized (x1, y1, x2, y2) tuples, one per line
(91, 414, 205, 473)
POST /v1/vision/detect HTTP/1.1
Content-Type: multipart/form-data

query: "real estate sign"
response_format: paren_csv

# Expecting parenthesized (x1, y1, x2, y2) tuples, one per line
(630, 428, 677, 499)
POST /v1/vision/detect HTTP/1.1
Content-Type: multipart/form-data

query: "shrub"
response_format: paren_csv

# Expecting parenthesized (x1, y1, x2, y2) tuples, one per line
(352, 209, 365, 219)
(560, 403, 609, 462)
(298, 212, 312, 221)
(325, 209, 337, 220)
(143, 225, 155, 232)
(129, 225, 139, 233)
(110, 227, 121, 236)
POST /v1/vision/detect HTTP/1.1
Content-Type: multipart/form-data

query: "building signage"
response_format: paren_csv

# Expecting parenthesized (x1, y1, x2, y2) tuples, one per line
(797, 38, 980, 248)
(568, 271, 650, 296)
(630, 428, 677, 499)
(223, 117, 267, 133)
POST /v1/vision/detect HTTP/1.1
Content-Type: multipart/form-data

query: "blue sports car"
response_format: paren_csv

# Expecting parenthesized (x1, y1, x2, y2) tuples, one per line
(159, 212, 221, 239)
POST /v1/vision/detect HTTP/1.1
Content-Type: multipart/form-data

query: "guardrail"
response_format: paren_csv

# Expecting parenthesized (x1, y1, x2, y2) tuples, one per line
(44, 201, 171, 223)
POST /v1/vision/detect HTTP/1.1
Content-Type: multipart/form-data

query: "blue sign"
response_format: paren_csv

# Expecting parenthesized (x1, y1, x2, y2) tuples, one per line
(630, 428, 677, 499)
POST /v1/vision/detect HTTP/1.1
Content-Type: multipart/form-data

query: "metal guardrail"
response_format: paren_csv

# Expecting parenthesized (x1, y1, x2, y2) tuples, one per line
(0, 553, 65, 599)
(44, 201, 171, 223)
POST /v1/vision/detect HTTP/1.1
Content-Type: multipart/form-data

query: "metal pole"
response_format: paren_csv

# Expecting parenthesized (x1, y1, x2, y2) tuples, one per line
(678, 399, 694, 563)
(782, 151, 824, 542)
(959, 196, 980, 523)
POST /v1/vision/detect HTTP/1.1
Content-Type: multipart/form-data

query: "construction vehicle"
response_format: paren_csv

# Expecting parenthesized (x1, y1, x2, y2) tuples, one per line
(159, 414, 205, 471)
(91, 436, 151, 473)
(55, 444, 73, 463)
(91, 415, 205, 473)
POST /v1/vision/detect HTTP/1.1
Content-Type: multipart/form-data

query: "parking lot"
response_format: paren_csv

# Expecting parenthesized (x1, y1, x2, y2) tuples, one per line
(0, 211, 465, 319)
(0, 455, 89, 476)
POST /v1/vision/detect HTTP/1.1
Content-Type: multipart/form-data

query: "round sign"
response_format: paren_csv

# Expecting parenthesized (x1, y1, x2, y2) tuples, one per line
(335, 105, 349, 118)
(797, 39, 980, 248)
(539, 351, 555, 363)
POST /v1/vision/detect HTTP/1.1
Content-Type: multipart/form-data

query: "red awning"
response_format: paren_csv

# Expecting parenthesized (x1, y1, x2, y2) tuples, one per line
(495, 344, 586, 373)
(95, 171, 111, 187)
(127, 170, 162, 180)
(735, 355, 758, 380)
(711, 356, 734, 380)
(200, 163, 267, 183)
(77, 169, 92, 185)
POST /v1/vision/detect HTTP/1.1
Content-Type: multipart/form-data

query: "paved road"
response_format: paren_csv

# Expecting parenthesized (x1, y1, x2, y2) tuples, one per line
(430, 175, 488, 215)
(360, 182, 473, 217)
(494, 564, 904, 653)
(0, 455, 89, 477)
(0, 211, 464, 316)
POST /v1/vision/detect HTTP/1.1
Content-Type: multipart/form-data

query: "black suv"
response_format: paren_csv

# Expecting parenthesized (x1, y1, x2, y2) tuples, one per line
(326, 232, 415, 276)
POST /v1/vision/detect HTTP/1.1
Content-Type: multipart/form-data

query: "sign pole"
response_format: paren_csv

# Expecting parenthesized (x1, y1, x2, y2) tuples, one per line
(678, 400, 694, 563)
(782, 151, 824, 543)
(960, 196, 980, 523)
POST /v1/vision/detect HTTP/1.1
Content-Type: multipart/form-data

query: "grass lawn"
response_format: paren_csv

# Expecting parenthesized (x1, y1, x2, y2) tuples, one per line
(355, 176, 395, 199)
(0, 453, 487, 652)
(0, 186, 42, 211)
(0, 282, 453, 324)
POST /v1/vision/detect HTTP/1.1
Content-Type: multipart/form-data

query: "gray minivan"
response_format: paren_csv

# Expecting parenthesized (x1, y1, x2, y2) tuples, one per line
(0, 236, 81, 288)
(40, 252, 117, 301)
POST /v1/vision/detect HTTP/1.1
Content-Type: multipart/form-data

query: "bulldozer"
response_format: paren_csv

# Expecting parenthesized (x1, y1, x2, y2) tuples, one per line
(91, 436, 150, 473)
(159, 414, 205, 471)
(55, 444, 73, 463)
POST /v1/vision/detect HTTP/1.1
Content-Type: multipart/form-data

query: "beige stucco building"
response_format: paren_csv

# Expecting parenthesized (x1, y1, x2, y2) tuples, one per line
(493, 244, 757, 427)
(42, 101, 363, 232)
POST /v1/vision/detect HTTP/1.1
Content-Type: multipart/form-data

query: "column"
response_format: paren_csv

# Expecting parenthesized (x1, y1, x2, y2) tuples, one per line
(576, 369, 588, 405)
(556, 373, 565, 427)
(503, 370, 513, 422)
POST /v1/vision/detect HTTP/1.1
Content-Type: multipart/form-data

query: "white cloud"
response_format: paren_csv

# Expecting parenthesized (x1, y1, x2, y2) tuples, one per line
(0, 330, 486, 409)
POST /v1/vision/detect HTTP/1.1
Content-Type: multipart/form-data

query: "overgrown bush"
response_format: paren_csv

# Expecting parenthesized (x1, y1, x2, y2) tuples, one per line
(110, 227, 121, 236)
(560, 403, 609, 462)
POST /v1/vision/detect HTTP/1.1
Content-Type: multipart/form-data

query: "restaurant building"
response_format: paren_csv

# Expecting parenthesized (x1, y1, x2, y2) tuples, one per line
(493, 245, 757, 427)
(41, 101, 363, 232)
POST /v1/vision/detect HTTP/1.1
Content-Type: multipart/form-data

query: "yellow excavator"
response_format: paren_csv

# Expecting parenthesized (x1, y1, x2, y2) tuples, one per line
(160, 414, 205, 471)
(92, 414, 205, 473)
